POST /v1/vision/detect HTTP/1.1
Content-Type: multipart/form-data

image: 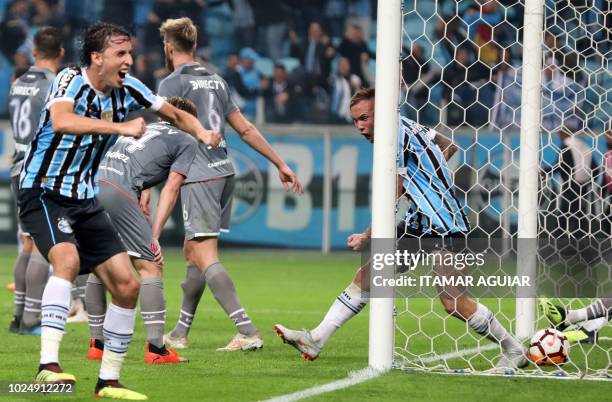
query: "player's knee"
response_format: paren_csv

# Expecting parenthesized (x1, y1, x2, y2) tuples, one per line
(120, 276, 140, 301)
(134, 259, 162, 278)
(49, 248, 80, 277)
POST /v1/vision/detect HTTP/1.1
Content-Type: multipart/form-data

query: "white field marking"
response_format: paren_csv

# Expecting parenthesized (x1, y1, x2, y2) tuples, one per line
(261, 367, 384, 402)
(417, 343, 499, 364)
(185, 307, 325, 316)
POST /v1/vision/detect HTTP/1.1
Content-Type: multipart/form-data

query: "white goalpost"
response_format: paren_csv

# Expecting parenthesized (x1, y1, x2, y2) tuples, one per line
(370, 0, 611, 380)
(368, 0, 402, 371)
(515, 0, 544, 342)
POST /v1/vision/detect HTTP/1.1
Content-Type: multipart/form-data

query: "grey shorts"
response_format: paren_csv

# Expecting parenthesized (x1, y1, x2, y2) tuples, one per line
(11, 175, 29, 236)
(181, 176, 234, 240)
(97, 180, 155, 261)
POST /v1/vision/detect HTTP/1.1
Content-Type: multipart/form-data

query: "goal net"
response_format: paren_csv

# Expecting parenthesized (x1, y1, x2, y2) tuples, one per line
(388, 0, 611, 380)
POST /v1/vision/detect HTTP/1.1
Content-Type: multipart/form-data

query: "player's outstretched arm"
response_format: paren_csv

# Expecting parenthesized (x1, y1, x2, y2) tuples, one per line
(156, 102, 221, 147)
(50, 101, 145, 137)
(227, 111, 304, 194)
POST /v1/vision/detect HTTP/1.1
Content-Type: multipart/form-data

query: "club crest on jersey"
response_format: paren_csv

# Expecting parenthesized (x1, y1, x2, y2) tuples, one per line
(101, 110, 114, 122)
(57, 217, 73, 234)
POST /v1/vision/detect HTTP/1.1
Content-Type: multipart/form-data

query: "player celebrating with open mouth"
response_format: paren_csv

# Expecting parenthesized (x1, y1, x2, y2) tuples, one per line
(19, 22, 220, 400)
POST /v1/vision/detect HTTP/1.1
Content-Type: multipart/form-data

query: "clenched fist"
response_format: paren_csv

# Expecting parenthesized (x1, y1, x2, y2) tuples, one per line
(120, 117, 146, 138)
(347, 232, 369, 251)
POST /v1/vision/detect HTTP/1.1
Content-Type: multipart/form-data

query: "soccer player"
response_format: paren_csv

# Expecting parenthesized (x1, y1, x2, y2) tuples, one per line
(18, 22, 220, 399)
(155, 17, 303, 352)
(539, 298, 611, 343)
(275, 88, 528, 370)
(85, 96, 200, 364)
(8, 26, 63, 335)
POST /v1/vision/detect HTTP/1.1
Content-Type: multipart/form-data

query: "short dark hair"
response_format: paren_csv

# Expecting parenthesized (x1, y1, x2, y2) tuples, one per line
(34, 26, 63, 59)
(350, 87, 375, 108)
(167, 96, 198, 118)
(80, 22, 131, 66)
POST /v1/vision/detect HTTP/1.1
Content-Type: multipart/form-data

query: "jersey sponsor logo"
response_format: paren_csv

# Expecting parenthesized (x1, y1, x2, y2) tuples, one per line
(189, 79, 225, 91)
(55, 68, 79, 97)
(105, 151, 130, 163)
(10, 86, 40, 96)
(57, 217, 73, 234)
(207, 159, 231, 168)
(230, 150, 264, 224)
(99, 165, 124, 175)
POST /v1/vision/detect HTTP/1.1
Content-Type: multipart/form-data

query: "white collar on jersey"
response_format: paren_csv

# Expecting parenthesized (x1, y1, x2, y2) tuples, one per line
(82, 67, 111, 97)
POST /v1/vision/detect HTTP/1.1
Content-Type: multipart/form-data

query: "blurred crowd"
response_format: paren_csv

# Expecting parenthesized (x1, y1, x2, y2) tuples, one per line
(402, 0, 609, 129)
(0, 0, 608, 127)
(0, 0, 378, 124)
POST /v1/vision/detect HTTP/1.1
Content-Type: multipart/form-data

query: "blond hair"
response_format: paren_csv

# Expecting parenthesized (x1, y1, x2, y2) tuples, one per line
(350, 88, 375, 108)
(159, 17, 197, 53)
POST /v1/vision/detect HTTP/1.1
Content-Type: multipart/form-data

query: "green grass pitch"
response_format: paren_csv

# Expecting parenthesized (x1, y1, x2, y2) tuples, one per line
(0, 247, 609, 401)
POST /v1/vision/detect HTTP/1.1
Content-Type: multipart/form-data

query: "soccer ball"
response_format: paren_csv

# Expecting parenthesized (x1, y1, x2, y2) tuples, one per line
(529, 328, 570, 366)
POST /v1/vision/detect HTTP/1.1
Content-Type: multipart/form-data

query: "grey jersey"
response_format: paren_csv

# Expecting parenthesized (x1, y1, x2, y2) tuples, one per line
(98, 121, 197, 199)
(8, 66, 55, 177)
(158, 62, 239, 183)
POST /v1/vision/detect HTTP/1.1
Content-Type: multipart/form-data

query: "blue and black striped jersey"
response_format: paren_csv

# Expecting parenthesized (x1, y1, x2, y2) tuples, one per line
(397, 116, 470, 236)
(20, 66, 164, 199)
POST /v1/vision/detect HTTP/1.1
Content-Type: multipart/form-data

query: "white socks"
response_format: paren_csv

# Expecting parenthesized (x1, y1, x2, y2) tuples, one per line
(100, 304, 136, 381)
(566, 308, 588, 324)
(40, 276, 72, 364)
(468, 303, 522, 353)
(310, 283, 369, 347)
(566, 298, 611, 324)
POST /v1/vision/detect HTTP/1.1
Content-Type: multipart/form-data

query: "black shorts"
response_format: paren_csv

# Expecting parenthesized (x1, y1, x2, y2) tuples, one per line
(18, 188, 126, 274)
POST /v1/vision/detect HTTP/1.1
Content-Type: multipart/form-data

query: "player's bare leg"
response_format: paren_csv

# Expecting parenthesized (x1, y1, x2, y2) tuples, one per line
(275, 263, 370, 361)
(179, 237, 262, 351)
